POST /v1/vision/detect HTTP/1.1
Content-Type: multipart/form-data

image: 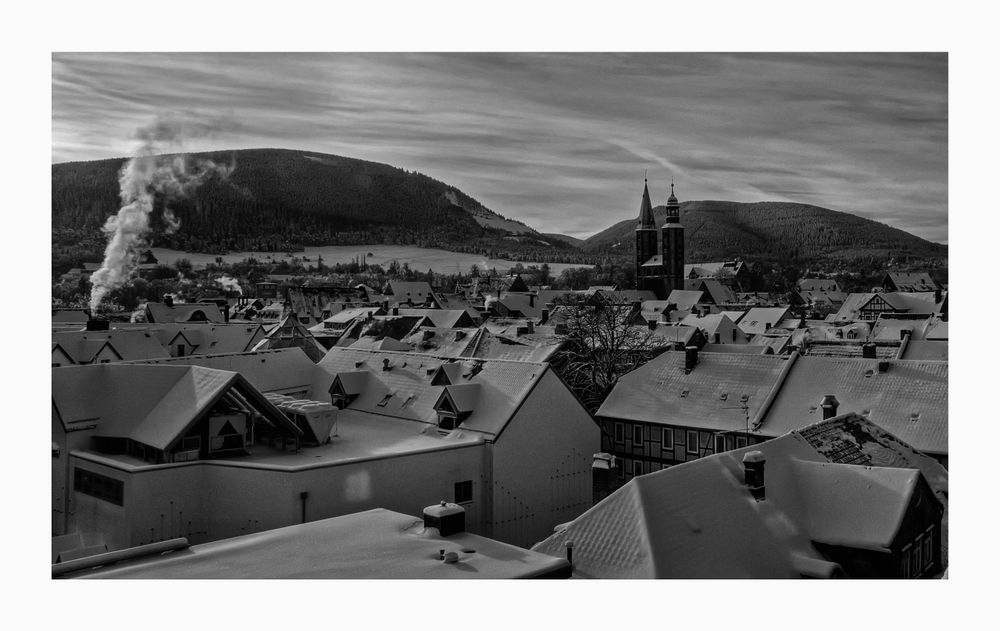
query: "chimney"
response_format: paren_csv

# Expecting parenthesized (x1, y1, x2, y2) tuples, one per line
(878, 360, 890, 373)
(529, 294, 535, 308)
(862, 342, 877, 358)
(382, 358, 391, 371)
(164, 294, 174, 308)
(526, 321, 534, 334)
(392, 306, 399, 316)
(648, 319, 657, 331)
(900, 328, 912, 341)
(423, 501, 466, 537)
(934, 288, 942, 303)
(714, 333, 721, 344)
(743, 451, 766, 501)
(684, 345, 698, 373)
(86, 319, 109, 332)
(820, 394, 840, 420)
(541, 308, 550, 324)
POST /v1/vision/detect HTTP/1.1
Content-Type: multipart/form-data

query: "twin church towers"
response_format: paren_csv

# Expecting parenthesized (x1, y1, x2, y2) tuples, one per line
(635, 178, 685, 299)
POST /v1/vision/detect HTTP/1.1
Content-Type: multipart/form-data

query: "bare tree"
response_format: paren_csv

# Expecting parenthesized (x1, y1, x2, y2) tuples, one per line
(550, 292, 661, 412)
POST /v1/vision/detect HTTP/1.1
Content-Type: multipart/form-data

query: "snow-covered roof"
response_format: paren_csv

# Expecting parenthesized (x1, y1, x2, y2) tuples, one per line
(72, 508, 569, 579)
(760, 357, 948, 456)
(532, 413, 945, 578)
(52, 330, 170, 364)
(313, 348, 551, 439)
(124, 347, 318, 394)
(738, 307, 791, 336)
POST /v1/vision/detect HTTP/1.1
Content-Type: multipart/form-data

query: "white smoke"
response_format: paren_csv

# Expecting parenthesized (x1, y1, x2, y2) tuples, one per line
(88, 114, 234, 313)
(215, 275, 243, 295)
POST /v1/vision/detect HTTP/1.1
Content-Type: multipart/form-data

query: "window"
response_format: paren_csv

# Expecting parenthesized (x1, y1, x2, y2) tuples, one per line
(736, 436, 748, 449)
(454, 480, 473, 504)
(662, 428, 674, 450)
(632, 424, 643, 445)
(912, 535, 923, 575)
(686, 430, 699, 455)
(377, 394, 393, 407)
(922, 527, 934, 570)
(901, 544, 912, 579)
(74, 468, 124, 506)
(633, 460, 643, 477)
(715, 434, 727, 454)
(176, 343, 186, 357)
(614, 423, 624, 444)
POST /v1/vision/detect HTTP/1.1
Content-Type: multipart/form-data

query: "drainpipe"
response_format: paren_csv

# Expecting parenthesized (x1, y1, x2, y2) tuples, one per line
(299, 491, 309, 524)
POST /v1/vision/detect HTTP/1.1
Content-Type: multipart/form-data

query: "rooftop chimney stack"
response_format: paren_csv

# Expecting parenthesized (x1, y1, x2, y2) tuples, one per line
(163, 294, 174, 308)
(382, 358, 391, 371)
(934, 288, 942, 303)
(684, 345, 698, 373)
(820, 394, 840, 420)
(86, 318, 110, 332)
(743, 451, 766, 501)
(648, 319, 658, 331)
(422, 501, 466, 537)
(862, 342, 877, 359)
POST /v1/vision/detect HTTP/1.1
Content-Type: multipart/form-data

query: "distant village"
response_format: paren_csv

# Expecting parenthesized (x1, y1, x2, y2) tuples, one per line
(51, 181, 948, 579)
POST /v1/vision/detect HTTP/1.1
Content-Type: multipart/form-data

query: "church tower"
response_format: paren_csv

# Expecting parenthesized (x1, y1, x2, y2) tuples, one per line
(660, 181, 684, 293)
(635, 178, 659, 292)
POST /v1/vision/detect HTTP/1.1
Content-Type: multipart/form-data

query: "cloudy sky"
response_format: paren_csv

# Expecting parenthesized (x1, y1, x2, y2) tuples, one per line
(52, 53, 947, 243)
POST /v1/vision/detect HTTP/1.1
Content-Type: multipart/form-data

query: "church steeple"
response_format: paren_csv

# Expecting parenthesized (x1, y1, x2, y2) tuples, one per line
(638, 177, 655, 228)
(664, 179, 680, 224)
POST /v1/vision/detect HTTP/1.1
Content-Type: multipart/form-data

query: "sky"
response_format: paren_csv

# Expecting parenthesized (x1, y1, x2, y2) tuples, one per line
(52, 52, 948, 243)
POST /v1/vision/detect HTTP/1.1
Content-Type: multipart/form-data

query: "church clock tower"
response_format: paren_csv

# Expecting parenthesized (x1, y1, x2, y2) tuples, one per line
(660, 181, 684, 294)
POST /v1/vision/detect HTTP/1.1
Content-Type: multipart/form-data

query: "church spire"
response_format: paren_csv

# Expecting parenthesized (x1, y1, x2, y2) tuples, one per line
(665, 179, 680, 224)
(638, 177, 656, 228)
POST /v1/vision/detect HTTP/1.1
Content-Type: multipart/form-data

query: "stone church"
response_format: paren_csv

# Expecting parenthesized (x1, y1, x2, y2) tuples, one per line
(635, 179, 685, 299)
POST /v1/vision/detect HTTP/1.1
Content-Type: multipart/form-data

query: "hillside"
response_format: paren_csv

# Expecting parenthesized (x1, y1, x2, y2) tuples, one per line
(51, 148, 584, 264)
(584, 201, 947, 267)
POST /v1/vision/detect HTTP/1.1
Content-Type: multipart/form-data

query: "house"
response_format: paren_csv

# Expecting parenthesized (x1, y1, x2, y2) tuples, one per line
(388, 281, 436, 307)
(144, 298, 225, 324)
(738, 307, 791, 337)
(798, 278, 842, 293)
(882, 272, 939, 293)
(52, 309, 89, 324)
(833, 291, 945, 323)
(685, 260, 747, 287)
(594, 346, 948, 490)
(249, 312, 327, 362)
(307, 306, 385, 348)
(52, 363, 491, 551)
(61, 507, 571, 579)
(52, 329, 171, 366)
(534, 413, 946, 578)
(679, 312, 748, 344)
(316, 348, 599, 547)
(684, 278, 738, 306)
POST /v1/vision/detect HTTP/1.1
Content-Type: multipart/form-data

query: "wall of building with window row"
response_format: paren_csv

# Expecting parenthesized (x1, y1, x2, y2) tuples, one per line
(599, 418, 761, 480)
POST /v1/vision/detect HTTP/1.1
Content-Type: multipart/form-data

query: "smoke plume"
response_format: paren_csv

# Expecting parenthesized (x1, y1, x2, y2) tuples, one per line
(88, 114, 233, 313)
(215, 275, 243, 295)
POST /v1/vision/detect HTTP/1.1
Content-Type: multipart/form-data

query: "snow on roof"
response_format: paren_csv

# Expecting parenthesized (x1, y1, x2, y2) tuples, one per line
(51, 364, 300, 449)
(901, 340, 948, 361)
(760, 357, 948, 456)
(533, 413, 940, 578)
(145, 302, 225, 324)
(52, 330, 170, 363)
(73, 508, 569, 579)
(738, 307, 791, 336)
(678, 312, 738, 337)
(798, 278, 841, 292)
(124, 347, 318, 394)
(396, 308, 476, 329)
(664, 290, 705, 312)
(596, 351, 790, 432)
(313, 348, 549, 438)
(885, 272, 938, 292)
(388, 281, 434, 301)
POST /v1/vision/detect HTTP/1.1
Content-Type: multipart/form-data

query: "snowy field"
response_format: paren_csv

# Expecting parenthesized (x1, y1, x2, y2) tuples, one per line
(149, 245, 591, 275)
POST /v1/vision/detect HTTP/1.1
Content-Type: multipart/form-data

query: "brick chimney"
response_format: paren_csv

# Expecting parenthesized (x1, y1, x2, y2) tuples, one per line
(163, 294, 174, 308)
(820, 394, 840, 420)
(743, 451, 766, 501)
(862, 342, 877, 359)
(684, 345, 698, 373)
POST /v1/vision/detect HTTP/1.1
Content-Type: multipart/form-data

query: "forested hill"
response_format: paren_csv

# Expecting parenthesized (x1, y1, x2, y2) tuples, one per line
(584, 200, 947, 267)
(51, 148, 583, 262)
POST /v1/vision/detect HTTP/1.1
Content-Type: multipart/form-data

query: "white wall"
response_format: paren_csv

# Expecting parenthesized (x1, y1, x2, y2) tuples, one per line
(490, 369, 600, 548)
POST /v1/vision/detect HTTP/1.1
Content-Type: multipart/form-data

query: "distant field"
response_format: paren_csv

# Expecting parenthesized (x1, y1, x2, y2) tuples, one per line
(149, 245, 592, 275)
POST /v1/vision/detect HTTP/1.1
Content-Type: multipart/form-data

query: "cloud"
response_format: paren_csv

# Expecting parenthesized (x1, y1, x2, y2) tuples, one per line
(52, 53, 947, 243)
